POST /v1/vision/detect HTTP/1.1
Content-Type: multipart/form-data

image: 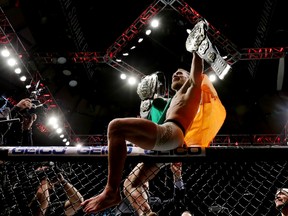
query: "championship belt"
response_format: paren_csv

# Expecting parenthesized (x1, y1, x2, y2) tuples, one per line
(137, 72, 167, 119)
(137, 72, 166, 100)
(139, 99, 152, 119)
(185, 20, 231, 80)
(137, 74, 158, 101)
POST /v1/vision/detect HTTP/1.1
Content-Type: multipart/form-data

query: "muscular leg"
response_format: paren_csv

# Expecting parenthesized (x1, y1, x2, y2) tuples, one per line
(124, 162, 163, 215)
(81, 118, 159, 214)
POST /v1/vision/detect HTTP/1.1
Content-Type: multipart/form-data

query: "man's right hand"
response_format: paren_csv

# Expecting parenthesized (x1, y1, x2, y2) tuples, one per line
(16, 98, 33, 110)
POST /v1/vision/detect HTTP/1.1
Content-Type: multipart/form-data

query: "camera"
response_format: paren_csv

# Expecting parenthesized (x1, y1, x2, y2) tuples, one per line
(31, 99, 41, 108)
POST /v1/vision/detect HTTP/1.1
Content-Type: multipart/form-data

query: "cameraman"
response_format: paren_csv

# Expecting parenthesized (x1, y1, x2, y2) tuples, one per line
(0, 97, 36, 146)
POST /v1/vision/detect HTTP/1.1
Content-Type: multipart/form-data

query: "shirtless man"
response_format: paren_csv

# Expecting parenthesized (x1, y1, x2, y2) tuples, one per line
(30, 166, 84, 216)
(81, 51, 203, 214)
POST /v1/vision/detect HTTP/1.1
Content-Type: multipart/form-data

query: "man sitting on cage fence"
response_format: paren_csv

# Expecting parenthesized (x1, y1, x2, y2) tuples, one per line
(115, 72, 190, 215)
(81, 19, 228, 215)
(116, 20, 227, 216)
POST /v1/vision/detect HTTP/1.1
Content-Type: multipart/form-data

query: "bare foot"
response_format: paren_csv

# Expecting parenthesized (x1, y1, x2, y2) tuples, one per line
(81, 187, 121, 214)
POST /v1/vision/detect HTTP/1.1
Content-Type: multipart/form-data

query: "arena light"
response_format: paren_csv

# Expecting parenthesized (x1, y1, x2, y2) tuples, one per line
(57, 57, 67, 64)
(69, 80, 78, 87)
(1, 48, 10, 57)
(150, 19, 159, 28)
(127, 77, 137, 85)
(56, 128, 63, 134)
(14, 68, 21, 74)
(7, 57, 17, 67)
(20, 75, 27, 81)
(47, 116, 59, 127)
(52, 124, 59, 129)
(145, 29, 151, 35)
(208, 74, 217, 82)
(63, 69, 71, 76)
(120, 73, 127, 80)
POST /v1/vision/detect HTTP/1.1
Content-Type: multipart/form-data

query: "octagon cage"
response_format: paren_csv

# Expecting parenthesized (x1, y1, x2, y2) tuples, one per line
(0, 145, 287, 216)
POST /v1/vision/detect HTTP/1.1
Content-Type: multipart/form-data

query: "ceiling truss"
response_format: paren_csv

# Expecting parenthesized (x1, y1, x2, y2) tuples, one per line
(0, 1, 287, 145)
(29, 0, 287, 77)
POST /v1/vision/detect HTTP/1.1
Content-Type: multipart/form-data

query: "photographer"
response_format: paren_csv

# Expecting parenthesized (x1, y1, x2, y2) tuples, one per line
(0, 97, 36, 146)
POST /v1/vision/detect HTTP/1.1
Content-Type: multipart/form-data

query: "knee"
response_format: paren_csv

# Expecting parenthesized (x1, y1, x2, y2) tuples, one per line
(108, 118, 123, 134)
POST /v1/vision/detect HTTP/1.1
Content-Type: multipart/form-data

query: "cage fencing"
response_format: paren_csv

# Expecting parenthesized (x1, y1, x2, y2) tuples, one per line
(0, 145, 287, 216)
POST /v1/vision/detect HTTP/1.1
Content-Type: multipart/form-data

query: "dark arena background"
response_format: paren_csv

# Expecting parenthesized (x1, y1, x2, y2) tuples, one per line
(1, 0, 288, 216)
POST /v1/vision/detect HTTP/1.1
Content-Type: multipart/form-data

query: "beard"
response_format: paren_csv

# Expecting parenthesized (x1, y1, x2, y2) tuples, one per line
(171, 81, 183, 91)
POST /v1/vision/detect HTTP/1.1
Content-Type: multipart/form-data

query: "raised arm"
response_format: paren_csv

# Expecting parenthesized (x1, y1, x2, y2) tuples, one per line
(58, 174, 84, 216)
(31, 178, 50, 216)
(189, 52, 204, 86)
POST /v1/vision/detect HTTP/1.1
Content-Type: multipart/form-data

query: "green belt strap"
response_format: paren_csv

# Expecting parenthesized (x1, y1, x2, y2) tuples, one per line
(148, 98, 172, 124)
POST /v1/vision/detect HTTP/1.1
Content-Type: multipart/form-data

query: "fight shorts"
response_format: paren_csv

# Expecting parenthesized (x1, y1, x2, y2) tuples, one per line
(152, 120, 185, 151)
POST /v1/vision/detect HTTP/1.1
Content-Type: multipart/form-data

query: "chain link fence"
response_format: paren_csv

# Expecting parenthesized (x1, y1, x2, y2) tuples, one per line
(0, 146, 287, 216)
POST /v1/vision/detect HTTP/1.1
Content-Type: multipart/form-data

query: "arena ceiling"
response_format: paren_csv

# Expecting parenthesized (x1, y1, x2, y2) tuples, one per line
(0, 0, 288, 145)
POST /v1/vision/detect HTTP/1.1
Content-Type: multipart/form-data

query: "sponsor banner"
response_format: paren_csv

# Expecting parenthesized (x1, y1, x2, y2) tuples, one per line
(0, 146, 205, 157)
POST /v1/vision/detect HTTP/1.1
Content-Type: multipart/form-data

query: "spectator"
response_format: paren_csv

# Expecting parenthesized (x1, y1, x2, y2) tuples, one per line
(161, 162, 188, 215)
(275, 188, 288, 216)
(115, 181, 161, 216)
(29, 163, 84, 216)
